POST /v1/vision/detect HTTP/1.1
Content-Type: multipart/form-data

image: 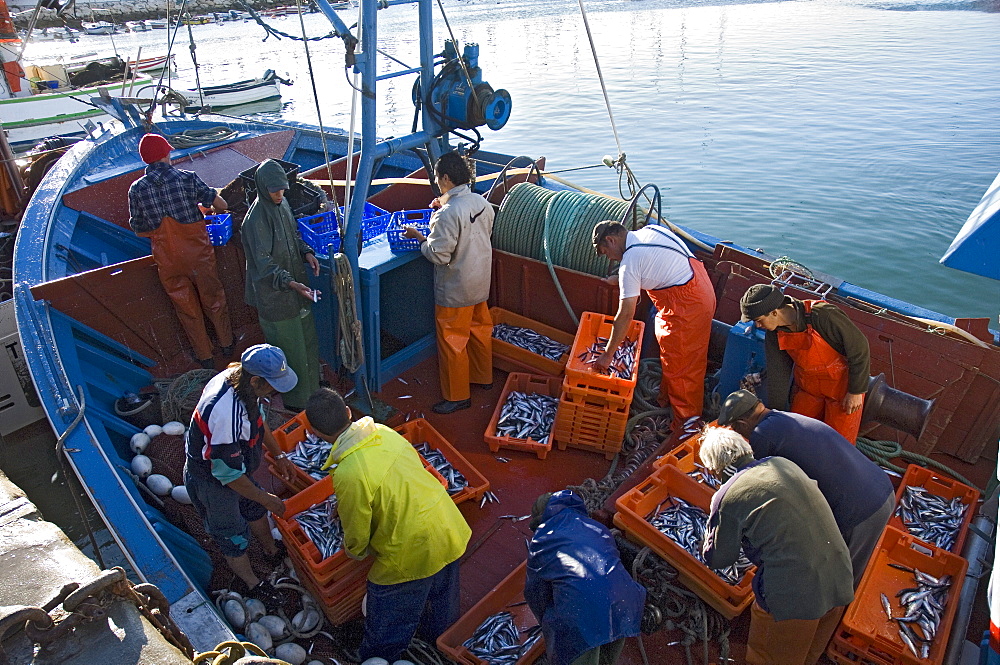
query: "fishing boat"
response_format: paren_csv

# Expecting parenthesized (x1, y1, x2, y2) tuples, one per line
(127, 53, 174, 74)
(124, 20, 149, 32)
(182, 69, 291, 112)
(148, 18, 168, 29)
(7, 0, 999, 660)
(0, 32, 153, 152)
(80, 21, 116, 35)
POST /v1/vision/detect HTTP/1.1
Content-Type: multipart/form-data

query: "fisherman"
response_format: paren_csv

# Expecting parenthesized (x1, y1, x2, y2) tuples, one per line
(402, 151, 495, 414)
(305, 387, 472, 662)
(127, 132, 234, 369)
(182, 344, 298, 601)
(592, 220, 716, 440)
(242, 158, 322, 412)
(525, 490, 646, 665)
(740, 283, 870, 442)
(713, 390, 893, 586)
(700, 427, 854, 665)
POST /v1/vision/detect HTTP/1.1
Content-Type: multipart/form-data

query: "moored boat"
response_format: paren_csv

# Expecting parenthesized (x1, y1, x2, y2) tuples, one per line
(7, 0, 999, 661)
(80, 21, 116, 35)
(182, 69, 291, 111)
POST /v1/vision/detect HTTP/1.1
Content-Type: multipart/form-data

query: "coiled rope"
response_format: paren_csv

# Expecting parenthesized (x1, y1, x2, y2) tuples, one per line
(163, 126, 240, 148)
(856, 436, 981, 493)
(332, 252, 363, 373)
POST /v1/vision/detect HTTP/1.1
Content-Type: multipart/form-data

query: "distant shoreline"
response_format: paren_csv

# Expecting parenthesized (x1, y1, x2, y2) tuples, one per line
(11, 0, 306, 29)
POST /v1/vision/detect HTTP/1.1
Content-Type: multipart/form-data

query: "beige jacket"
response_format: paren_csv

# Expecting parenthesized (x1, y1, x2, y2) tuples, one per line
(419, 184, 495, 308)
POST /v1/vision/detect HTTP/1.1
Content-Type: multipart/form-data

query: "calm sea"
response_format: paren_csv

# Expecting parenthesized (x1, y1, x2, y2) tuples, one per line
(26, 0, 1000, 320)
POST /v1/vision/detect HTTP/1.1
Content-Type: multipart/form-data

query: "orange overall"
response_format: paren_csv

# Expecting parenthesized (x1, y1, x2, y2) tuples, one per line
(435, 302, 493, 402)
(777, 300, 863, 443)
(647, 257, 716, 433)
(141, 216, 233, 361)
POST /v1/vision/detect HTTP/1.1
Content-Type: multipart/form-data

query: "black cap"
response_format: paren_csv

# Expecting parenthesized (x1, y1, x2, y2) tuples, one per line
(740, 284, 788, 322)
(717, 390, 762, 426)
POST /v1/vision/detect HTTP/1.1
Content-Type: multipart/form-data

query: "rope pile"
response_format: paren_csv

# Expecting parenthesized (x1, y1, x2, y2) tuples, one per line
(856, 436, 981, 493)
(163, 126, 240, 148)
(157, 369, 217, 424)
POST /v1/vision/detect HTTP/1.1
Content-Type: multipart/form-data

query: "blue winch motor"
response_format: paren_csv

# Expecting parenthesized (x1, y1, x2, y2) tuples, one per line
(426, 40, 512, 131)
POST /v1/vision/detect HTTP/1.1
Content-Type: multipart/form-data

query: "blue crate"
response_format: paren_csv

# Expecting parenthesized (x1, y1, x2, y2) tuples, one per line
(204, 213, 233, 246)
(298, 211, 342, 258)
(386, 209, 434, 252)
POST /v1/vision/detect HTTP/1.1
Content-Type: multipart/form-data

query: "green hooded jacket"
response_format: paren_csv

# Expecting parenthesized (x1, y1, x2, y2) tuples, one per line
(242, 159, 314, 322)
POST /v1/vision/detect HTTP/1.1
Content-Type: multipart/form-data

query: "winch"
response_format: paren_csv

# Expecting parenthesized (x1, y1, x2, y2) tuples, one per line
(424, 40, 512, 131)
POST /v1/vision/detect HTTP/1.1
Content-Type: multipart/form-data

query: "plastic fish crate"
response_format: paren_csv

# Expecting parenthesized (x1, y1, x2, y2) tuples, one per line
(386, 209, 433, 252)
(267, 411, 447, 493)
(274, 476, 357, 586)
(551, 396, 630, 460)
(297, 210, 342, 259)
(484, 373, 563, 460)
(613, 464, 756, 619)
(437, 561, 546, 665)
(563, 311, 644, 399)
(489, 307, 574, 378)
(204, 213, 233, 246)
(888, 464, 980, 554)
(293, 558, 368, 625)
(395, 418, 491, 505)
(826, 526, 967, 665)
(357, 204, 392, 246)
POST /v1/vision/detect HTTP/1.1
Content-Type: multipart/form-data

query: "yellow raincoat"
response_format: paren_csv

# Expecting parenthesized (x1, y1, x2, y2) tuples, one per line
(322, 417, 471, 585)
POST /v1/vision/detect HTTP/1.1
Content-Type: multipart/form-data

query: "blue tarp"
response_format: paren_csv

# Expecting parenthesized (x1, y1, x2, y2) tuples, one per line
(940, 172, 1000, 280)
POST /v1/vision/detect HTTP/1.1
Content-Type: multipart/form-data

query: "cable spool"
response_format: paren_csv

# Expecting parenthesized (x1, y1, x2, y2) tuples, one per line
(493, 183, 630, 276)
(493, 182, 558, 258)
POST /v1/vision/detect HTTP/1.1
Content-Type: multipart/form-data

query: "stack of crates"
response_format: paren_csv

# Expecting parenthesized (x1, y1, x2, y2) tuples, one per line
(273, 477, 372, 625)
(552, 312, 644, 459)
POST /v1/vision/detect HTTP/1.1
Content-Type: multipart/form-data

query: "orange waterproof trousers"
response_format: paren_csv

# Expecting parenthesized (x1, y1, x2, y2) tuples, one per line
(143, 216, 233, 361)
(777, 300, 863, 443)
(646, 258, 716, 432)
(435, 302, 493, 402)
(746, 602, 845, 665)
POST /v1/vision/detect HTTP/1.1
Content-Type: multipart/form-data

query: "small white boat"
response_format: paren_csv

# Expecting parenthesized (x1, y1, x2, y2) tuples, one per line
(125, 20, 149, 32)
(26, 26, 81, 42)
(148, 18, 168, 29)
(81, 21, 117, 35)
(184, 69, 291, 111)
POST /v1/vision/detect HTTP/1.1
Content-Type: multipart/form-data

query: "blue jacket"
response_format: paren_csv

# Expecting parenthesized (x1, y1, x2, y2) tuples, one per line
(525, 491, 646, 665)
(750, 411, 893, 535)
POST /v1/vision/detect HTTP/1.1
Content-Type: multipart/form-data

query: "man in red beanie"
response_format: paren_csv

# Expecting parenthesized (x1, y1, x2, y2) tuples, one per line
(129, 133, 234, 369)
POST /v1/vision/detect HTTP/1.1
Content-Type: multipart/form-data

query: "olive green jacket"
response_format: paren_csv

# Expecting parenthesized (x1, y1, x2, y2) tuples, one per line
(242, 159, 314, 322)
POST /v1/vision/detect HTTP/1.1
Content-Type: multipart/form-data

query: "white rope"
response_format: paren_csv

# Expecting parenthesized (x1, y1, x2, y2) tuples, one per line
(333, 253, 364, 373)
(576, 0, 623, 158)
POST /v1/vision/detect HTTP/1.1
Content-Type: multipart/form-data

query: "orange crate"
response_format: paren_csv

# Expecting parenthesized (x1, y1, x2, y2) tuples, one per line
(395, 418, 491, 504)
(889, 464, 979, 554)
(265, 411, 326, 492)
(613, 464, 755, 619)
(484, 373, 562, 460)
(293, 554, 369, 625)
(560, 380, 632, 412)
(826, 526, 967, 665)
(563, 311, 644, 398)
(437, 561, 545, 665)
(274, 476, 360, 586)
(552, 397, 629, 459)
(490, 307, 574, 377)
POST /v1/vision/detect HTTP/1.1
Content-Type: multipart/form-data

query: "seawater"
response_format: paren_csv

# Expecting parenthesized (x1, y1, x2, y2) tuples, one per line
(21, 0, 1000, 320)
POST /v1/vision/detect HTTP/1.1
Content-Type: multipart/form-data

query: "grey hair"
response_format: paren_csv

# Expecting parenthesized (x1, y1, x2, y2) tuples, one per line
(699, 426, 753, 474)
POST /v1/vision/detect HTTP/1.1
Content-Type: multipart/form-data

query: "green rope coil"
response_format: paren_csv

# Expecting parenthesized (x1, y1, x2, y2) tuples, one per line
(494, 183, 630, 276)
(856, 436, 982, 493)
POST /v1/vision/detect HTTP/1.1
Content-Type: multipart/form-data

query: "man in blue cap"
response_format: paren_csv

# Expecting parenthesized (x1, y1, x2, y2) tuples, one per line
(525, 490, 646, 665)
(183, 344, 298, 599)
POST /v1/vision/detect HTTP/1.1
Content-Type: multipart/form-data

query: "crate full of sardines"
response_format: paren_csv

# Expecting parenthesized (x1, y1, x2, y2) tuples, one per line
(484, 373, 563, 460)
(888, 464, 980, 555)
(826, 526, 967, 665)
(489, 307, 575, 378)
(563, 311, 644, 403)
(613, 464, 756, 619)
(395, 418, 491, 505)
(437, 561, 545, 665)
(267, 412, 450, 494)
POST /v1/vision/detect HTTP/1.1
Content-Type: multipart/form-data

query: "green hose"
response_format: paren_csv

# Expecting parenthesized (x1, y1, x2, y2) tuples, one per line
(855, 436, 982, 493)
